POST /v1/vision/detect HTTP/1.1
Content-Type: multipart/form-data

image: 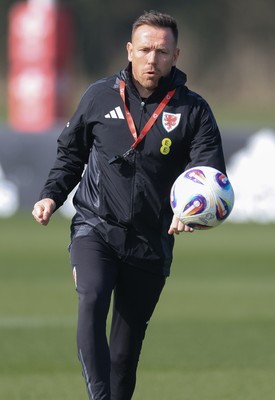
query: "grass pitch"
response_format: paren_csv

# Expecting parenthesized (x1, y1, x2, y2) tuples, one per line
(1, 214, 275, 399)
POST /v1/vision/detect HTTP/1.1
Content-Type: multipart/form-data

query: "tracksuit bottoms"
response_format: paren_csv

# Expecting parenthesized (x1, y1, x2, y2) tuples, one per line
(69, 232, 166, 400)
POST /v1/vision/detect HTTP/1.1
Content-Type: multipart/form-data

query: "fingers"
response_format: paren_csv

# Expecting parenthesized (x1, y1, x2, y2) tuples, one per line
(33, 205, 43, 219)
(32, 199, 56, 226)
(32, 203, 48, 225)
(168, 215, 194, 235)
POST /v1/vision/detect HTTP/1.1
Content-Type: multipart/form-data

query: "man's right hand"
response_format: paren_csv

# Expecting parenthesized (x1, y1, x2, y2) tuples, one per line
(32, 198, 56, 226)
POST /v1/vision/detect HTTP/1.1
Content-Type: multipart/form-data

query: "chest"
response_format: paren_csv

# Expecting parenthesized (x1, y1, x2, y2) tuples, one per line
(89, 89, 191, 163)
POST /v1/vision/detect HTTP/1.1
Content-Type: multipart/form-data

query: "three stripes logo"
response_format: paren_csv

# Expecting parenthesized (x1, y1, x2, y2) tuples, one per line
(104, 106, 125, 119)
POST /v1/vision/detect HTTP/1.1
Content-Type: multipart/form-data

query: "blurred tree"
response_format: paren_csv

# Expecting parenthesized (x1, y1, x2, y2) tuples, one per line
(62, 0, 173, 75)
(0, 0, 15, 71)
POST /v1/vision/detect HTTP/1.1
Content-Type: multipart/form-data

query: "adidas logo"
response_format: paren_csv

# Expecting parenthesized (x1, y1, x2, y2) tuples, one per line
(104, 106, 125, 119)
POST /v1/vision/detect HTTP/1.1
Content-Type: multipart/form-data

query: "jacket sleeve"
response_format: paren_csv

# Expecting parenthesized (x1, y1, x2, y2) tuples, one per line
(186, 99, 226, 174)
(39, 94, 94, 210)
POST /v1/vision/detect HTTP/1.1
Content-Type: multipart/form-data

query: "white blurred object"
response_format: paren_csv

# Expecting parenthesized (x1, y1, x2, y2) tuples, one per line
(59, 187, 77, 219)
(0, 165, 19, 218)
(28, 0, 56, 6)
(59, 166, 86, 218)
(227, 129, 275, 223)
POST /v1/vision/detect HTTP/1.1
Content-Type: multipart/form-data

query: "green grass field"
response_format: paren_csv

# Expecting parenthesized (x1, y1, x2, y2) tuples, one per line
(1, 214, 275, 399)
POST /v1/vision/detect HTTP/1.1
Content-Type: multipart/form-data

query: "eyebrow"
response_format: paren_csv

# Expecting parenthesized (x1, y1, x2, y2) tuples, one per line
(138, 44, 169, 51)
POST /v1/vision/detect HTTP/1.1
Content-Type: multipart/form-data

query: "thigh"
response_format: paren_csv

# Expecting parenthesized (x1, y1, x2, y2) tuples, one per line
(110, 265, 166, 355)
(116, 265, 166, 323)
(69, 233, 119, 304)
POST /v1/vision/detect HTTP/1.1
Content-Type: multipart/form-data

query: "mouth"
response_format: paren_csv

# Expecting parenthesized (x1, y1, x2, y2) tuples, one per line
(144, 70, 159, 78)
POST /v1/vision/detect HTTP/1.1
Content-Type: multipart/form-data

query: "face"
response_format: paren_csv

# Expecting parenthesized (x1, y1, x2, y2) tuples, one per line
(127, 25, 180, 97)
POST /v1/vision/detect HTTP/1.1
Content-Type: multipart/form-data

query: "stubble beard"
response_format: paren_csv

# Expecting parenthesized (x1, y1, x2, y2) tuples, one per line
(133, 75, 160, 97)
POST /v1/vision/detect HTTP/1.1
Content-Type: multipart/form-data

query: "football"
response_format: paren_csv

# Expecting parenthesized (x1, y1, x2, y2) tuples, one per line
(170, 166, 234, 230)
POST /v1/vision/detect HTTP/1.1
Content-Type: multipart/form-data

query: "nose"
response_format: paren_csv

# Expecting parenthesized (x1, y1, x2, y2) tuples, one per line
(147, 50, 157, 64)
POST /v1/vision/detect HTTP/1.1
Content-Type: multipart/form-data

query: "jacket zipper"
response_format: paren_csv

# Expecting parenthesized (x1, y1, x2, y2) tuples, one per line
(129, 99, 146, 224)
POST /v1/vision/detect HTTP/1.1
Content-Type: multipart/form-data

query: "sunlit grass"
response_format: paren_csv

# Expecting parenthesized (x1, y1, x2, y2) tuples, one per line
(1, 215, 275, 399)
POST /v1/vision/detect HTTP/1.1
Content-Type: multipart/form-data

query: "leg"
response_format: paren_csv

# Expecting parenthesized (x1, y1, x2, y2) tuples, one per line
(70, 234, 119, 400)
(109, 265, 166, 400)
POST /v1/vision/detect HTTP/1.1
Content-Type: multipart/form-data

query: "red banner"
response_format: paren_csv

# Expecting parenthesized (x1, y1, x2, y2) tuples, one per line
(8, 2, 73, 133)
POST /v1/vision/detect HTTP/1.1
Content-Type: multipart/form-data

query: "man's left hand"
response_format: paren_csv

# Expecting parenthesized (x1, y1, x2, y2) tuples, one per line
(168, 215, 194, 235)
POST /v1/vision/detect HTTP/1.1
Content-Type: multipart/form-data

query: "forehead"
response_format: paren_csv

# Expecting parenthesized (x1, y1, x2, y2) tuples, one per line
(132, 25, 176, 47)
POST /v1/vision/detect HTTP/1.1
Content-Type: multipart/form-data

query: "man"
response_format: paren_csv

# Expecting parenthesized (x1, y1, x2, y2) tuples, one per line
(32, 10, 226, 400)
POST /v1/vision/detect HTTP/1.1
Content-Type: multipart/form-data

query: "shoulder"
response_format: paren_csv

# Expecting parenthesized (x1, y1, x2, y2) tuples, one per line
(80, 74, 119, 101)
(72, 74, 120, 118)
(185, 88, 209, 108)
(184, 89, 216, 120)
(172, 69, 210, 111)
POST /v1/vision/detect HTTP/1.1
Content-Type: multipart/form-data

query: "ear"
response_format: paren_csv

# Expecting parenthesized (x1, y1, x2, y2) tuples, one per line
(173, 48, 180, 66)
(126, 42, 133, 62)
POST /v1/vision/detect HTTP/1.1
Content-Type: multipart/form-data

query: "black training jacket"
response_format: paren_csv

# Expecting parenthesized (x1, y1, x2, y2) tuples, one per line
(40, 65, 226, 276)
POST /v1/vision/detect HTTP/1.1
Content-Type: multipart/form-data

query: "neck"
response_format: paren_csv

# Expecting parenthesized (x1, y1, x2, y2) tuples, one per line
(132, 77, 155, 98)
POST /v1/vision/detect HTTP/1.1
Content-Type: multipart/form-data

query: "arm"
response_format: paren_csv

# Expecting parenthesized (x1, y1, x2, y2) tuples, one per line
(39, 121, 92, 209)
(186, 98, 226, 174)
(33, 91, 94, 225)
(168, 97, 225, 235)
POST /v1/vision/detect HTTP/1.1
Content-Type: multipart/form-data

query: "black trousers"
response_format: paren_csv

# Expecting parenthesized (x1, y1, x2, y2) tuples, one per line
(69, 233, 166, 400)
